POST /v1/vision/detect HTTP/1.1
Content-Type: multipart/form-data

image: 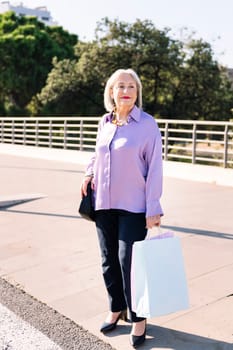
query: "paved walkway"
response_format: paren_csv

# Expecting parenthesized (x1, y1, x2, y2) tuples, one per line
(0, 144, 233, 350)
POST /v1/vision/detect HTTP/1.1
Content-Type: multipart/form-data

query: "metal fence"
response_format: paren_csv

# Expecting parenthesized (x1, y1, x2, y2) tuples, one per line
(0, 116, 233, 168)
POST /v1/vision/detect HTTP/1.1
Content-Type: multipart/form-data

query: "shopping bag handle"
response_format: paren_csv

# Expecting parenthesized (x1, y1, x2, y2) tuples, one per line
(146, 226, 162, 240)
(146, 226, 174, 240)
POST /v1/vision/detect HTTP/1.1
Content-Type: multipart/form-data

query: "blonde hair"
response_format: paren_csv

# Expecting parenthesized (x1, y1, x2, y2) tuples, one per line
(104, 68, 142, 112)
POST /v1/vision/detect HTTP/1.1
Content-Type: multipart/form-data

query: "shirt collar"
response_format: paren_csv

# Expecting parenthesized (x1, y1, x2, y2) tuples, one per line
(105, 105, 141, 123)
(129, 105, 141, 122)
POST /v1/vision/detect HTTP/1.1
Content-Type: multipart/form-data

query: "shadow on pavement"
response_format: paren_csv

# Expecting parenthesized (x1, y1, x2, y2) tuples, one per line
(0, 208, 80, 220)
(163, 225, 233, 240)
(146, 324, 232, 350)
(1, 210, 232, 239)
(105, 323, 232, 350)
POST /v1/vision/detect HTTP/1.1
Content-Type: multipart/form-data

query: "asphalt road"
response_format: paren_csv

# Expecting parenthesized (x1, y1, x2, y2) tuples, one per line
(0, 278, 115, 350)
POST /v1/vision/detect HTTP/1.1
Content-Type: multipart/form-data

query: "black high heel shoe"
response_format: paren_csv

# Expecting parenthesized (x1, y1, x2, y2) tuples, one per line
(129, 321, 146, 348)
(100, 309, 128, 333)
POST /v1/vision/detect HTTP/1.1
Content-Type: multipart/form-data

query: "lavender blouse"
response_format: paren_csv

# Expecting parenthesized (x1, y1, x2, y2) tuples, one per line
(85, 105, 163, 217)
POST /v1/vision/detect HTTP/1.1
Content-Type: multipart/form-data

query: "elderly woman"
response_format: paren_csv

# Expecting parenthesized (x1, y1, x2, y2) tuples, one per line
(81, 68, 163, 347)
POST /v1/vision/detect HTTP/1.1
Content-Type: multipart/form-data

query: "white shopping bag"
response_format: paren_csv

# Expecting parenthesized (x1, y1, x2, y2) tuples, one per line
(131, 230, 189, 318)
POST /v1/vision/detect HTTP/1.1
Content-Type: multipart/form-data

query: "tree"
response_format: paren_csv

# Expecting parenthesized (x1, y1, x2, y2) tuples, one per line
(29, 56, 104, 116)
(34, 18, 182, 116)
(32, 18, 233, 120)
(93, 18, 183, 115)
(0, 11, 77, 115)
(168, 39, 233, 120)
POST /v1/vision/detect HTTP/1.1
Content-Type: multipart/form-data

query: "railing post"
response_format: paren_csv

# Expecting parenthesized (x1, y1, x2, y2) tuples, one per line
(12, 120, 15, 144)
(80, 120, 83, 151)
(49, 120, 52, 148)
(192, 123, 197, 164)
(23, 120, 26, 145)
(64, 120, 67, 149)
(1, 120, 3, 142)
(35, 120, 39, 146)
(223, 124, 229, 168)
(164, 122, 168, 161)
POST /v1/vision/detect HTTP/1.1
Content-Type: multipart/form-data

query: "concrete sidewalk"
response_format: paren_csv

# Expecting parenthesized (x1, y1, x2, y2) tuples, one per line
(0, 144, 233, 349)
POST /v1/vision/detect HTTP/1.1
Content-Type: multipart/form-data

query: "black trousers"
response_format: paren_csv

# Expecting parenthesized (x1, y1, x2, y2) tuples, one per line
(95, 209, 147, 322)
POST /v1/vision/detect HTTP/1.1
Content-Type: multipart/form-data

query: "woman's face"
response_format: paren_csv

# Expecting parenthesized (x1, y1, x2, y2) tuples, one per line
(111, 73, 137, 110)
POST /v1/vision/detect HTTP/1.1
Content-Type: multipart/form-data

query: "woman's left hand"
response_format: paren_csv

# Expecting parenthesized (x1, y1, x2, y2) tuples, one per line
(146, 214, 161, 229)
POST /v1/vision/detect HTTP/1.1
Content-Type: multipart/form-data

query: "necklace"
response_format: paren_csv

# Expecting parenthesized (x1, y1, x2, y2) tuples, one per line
(112, 112, 130, 126)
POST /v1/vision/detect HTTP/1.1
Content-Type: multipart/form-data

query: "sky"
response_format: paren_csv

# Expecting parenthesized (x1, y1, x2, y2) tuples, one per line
(20, 0, 233, 68)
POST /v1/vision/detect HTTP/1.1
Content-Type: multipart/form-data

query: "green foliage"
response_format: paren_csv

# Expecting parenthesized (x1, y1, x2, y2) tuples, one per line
(94, 18, 184, 115)
(35, 18, 233, 120)
(0, 11, 77, 114)
(30, 56, 104, 116)
(1, 14, 232, 120)
(168, 39, 233, 120)
(35, 19, 184, 116)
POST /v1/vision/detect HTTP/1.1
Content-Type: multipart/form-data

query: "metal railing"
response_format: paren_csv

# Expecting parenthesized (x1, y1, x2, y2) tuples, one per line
(0, 116, 233, 168)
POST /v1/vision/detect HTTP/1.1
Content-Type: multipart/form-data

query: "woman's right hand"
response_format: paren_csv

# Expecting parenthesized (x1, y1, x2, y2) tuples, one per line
(146, 214, 161, 229)
(80, 176, 94, 197)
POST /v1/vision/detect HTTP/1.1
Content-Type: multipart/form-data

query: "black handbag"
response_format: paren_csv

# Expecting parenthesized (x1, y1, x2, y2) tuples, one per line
(79, 182, 95, 221)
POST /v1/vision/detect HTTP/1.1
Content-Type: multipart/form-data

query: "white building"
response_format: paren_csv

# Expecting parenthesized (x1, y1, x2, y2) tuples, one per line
(0, 1, 58, 26)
